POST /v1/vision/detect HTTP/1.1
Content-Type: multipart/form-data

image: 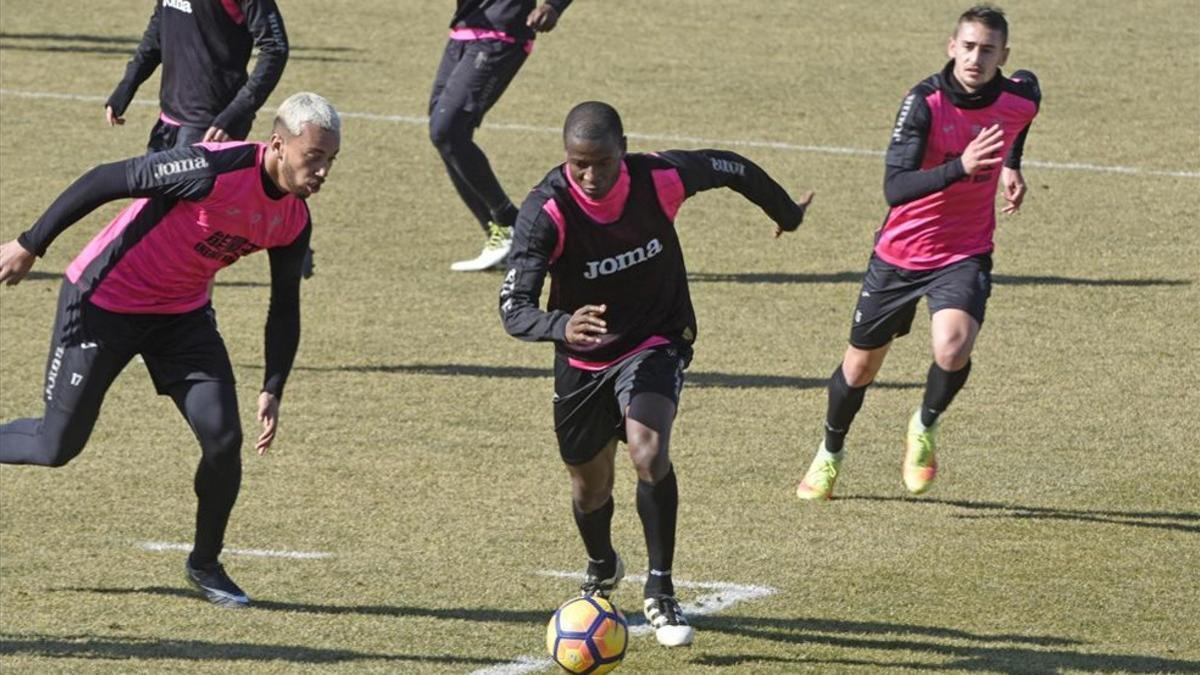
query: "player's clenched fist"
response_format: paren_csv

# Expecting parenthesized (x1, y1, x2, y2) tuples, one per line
(565, 304, 607, 345)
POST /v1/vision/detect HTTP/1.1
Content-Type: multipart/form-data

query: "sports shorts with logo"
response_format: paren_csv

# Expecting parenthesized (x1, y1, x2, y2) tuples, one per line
(849, 253, 993, 350)
(39, 281, 237, 425)
(553, 343, 692, 466)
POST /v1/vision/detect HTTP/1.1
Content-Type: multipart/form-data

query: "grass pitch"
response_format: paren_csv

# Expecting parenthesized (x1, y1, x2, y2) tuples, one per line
(1, 1, 1198, 673)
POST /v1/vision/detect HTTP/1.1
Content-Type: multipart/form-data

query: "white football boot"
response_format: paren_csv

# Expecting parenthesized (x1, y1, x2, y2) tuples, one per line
(450, 222, 512, 271)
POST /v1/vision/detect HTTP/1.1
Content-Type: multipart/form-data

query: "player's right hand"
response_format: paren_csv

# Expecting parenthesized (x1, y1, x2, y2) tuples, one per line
(0, 239, 36, 286)
(527, 4, 560, 32)
(105, 106, 125, 127)
(961, 124, 1004, 175)
(565, 304, 607, 345)
(775, 191, 816, 238)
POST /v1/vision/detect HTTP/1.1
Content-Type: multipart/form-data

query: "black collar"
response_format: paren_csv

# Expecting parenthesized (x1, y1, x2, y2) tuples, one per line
(939, 59, 1005, 109)
(260, 160, 288, 200)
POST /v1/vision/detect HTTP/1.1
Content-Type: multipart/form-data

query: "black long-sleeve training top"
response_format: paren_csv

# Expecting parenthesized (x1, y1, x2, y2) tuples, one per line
(107, 0, 289, 132)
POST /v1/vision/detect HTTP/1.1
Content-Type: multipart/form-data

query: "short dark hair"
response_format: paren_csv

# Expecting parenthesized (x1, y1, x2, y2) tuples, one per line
(563, 101, 624, 146)
(956, 4, 1008, 44)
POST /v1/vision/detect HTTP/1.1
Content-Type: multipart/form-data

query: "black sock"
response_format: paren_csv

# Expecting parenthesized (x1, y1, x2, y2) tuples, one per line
(191, 456, 241, 568)
(494, 203, 519, 229)
(825, 365, 869, 453)
(637, 466, 678, 598)
(921, 360, 972, 427)
(573, 496, 615, 576)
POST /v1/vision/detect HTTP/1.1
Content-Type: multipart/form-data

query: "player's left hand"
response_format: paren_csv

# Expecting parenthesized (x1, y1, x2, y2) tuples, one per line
(203, 126, 231, 143)
(255, 391, 280, 455)
(775, 191, 816, 238)
(527, 4, 560, 32)
(1000, 166, 1026, 214)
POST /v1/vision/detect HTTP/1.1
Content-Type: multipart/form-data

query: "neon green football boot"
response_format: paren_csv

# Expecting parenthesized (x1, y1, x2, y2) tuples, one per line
(796, 442, 842, 500)
(903, 410, 939, 494)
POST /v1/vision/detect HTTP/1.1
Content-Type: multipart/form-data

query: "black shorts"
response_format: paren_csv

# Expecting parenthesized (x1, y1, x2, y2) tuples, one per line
(44, 282, 235, 420)
(553, 344, 691, 466)
(849, 253, 993, 350)
(428, 39, 528, 125)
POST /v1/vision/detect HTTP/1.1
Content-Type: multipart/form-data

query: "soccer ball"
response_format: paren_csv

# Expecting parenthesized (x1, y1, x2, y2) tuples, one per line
(546, 595, 628, 674)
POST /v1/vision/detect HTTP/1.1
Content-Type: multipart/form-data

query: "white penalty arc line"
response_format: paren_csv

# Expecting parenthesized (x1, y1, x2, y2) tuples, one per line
(470, 570, 778, 675)
(136, 540, 334, 560)
(2, 88, 1197, 180)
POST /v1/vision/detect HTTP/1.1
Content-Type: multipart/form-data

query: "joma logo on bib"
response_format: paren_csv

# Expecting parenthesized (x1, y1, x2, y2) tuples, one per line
(153, 156, 208, 180)
(583, 238, 662, 279)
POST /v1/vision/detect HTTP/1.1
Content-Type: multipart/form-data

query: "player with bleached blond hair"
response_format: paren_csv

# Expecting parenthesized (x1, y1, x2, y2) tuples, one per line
(0, 92, 340, 608)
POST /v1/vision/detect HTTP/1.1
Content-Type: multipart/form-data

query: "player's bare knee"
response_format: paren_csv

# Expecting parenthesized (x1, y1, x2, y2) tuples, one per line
(841, 359, 878, 388)
(933, 338, 972, 371)
(571, 481, 612, 512)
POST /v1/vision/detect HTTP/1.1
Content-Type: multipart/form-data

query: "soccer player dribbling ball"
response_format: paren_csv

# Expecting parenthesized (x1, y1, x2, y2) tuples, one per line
(0, 92, 340, 608)
(500, 101, 814, 646)
(796, 4, 1040, 501)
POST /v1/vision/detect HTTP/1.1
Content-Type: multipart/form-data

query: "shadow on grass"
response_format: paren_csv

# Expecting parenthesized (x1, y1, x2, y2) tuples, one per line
(689, 271, 1192, 287)
(0, 44, 362, 62)
(692, 615, 1198, 673)
(0, 32, 361, 51)
(63, 585, 549, 624)
(48, 591, 1197, 673)
(14, 270, 267, 289)
(841, 495, 1200, 534)
(282, 362, 919, 391)
(0, 632, 498, 666)
(12, 271, 63, 282)
(0, 32, 363, 61)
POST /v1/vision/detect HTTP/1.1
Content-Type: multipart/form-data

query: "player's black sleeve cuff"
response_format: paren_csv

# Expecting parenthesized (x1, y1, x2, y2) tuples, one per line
(16, 233, 41, 257)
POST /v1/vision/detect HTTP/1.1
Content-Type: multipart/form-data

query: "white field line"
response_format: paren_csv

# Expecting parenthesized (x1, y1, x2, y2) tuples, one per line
(470, 570, 778, 675)
(2, 88, 1197, 179)
(136, 540, 333, 560)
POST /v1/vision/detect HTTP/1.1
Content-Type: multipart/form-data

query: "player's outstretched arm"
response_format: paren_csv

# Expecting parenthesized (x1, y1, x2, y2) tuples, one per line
(17, 147, 220, 261)
(657, 149, 812, 234)
(15, 161, 140, 261)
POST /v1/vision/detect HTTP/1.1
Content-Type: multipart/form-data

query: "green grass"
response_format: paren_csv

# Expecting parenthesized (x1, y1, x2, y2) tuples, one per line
(2, 1, 1198, 672)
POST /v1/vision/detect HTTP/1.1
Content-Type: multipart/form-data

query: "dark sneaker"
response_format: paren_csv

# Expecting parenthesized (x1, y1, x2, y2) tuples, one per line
(579, 552, 625, 599)
(643, 595, 694, 646)
(185, 560, 250, 608)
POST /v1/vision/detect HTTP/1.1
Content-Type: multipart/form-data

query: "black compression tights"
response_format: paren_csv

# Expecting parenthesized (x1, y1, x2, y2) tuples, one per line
(169, 380, 243, 567)
(429, 110, 518, 231)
